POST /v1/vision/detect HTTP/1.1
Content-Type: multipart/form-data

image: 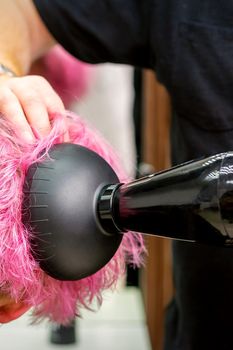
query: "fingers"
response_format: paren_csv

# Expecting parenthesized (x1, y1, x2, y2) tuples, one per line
(33, 77, 70, 142)
(12, 86, 52, 138)
(10, 76, 65, 139)
(0, 75, 67, 142)
(0, 87, 35, 141)
(34, 77, 65, 116)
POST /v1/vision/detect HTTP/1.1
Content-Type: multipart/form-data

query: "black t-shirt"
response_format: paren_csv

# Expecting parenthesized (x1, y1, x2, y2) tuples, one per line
(33, 1, 152, 68)
(33, 0, 233, 165)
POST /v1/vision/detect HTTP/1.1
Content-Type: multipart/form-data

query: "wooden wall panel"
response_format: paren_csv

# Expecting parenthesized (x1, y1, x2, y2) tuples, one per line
(141, 70, 173, 350)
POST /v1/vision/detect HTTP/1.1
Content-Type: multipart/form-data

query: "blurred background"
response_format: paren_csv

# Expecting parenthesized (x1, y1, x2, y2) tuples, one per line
(1, 46, 174, 350)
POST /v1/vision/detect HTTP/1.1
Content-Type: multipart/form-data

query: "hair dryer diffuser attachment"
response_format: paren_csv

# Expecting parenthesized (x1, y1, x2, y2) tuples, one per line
(24, 143, 122, 280)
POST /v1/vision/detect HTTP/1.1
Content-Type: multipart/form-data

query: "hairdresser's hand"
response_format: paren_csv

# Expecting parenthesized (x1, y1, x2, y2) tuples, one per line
(0, 75, 66, 142)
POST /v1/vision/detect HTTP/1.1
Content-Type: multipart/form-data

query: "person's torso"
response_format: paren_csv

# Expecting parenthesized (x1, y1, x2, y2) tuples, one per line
(152, 0, 233, 163)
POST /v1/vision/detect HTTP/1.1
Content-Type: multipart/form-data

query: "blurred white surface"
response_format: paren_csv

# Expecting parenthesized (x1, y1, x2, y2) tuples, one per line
(73, 63, 136, 177)
(1, 287, 151, 350)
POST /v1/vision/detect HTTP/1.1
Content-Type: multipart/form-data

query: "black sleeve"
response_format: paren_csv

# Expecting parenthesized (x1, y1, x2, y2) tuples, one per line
(33, 0, 152, 68)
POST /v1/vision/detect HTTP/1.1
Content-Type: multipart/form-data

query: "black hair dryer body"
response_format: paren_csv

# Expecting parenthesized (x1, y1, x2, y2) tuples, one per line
(24, 144, 233, 280)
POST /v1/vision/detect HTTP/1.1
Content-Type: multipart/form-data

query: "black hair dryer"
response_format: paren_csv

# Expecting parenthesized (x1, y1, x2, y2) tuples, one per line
(24, 143, 233, 281)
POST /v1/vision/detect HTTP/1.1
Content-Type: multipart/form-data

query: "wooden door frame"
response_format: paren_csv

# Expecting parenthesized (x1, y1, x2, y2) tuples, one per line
(141, 70, 173, 350)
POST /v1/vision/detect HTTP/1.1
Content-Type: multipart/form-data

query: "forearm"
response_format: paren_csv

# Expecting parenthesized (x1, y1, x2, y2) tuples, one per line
(0, 0, 55, 76)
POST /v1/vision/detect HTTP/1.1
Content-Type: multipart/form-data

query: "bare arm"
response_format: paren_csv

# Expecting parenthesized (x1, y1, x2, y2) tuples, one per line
(0, 0, 65, 141)
(0, 0, 54, 75)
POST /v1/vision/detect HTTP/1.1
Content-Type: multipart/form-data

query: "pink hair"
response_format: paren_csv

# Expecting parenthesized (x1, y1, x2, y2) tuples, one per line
(31, 46, 94, 107)
(0, 113, 145, 323)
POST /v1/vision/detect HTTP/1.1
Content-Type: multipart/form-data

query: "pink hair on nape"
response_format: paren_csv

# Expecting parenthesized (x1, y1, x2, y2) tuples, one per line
(36, 46, 94, 108)
(0, 112, 145, 324)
